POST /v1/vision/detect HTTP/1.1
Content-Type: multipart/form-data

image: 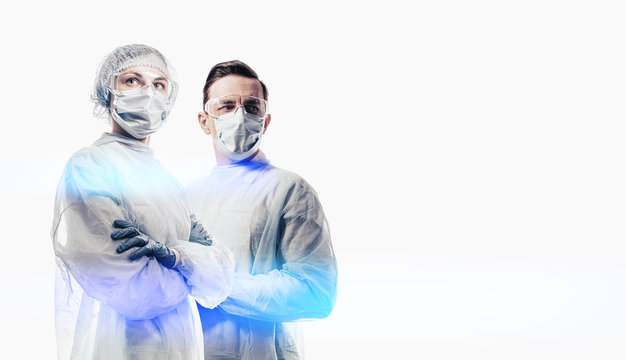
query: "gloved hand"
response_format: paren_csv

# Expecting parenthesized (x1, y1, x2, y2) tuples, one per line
(189, 214, 214, 246)
(111, 219, 177, 269)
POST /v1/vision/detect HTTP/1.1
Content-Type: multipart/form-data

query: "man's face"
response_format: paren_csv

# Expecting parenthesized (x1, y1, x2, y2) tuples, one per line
(200, 75, 268, 141)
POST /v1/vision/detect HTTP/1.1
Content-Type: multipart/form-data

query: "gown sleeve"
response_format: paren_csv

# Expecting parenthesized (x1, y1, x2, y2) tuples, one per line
(170, 240, 234, 309)
(219, 178, 338, 322)
(52, 152, 190, 320)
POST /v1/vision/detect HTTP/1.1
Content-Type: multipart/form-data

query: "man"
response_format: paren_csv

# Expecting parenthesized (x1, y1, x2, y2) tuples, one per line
(186, 60, 338, 359)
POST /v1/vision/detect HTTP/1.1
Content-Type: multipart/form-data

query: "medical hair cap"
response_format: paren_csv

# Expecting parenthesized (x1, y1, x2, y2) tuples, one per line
(91, 44, 178, 119)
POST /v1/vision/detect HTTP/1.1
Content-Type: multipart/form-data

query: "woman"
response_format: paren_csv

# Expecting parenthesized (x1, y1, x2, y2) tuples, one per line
(51, 44, 233, 359)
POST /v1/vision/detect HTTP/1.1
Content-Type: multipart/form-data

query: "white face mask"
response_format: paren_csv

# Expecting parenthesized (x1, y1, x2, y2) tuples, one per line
(110, 84, 171, 139)
(213, 107, 265, 161)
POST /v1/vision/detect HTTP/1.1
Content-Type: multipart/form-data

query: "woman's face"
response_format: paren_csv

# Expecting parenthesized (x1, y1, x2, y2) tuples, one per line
(114, 66, 168, 95)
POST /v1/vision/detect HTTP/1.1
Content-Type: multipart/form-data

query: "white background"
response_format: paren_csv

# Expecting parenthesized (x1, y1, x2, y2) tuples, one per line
(1, 0, 625, 359)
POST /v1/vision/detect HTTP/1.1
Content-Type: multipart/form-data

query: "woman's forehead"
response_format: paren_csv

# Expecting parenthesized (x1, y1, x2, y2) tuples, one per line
(119, 66, 167, 79)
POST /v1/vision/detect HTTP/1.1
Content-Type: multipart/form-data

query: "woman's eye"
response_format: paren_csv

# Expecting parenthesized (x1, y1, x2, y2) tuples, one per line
(125, 78, 139, 86)
(154, 82, 167, 90)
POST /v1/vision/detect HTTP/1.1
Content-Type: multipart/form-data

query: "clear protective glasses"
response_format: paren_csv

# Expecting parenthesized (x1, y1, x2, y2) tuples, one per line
(205, 95, 268, 118)
(113, 67, 170, 96)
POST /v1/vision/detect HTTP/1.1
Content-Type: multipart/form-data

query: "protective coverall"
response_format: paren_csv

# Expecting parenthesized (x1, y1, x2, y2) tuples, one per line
(52, 133, 233, 359)
(185, 151, 337, 359)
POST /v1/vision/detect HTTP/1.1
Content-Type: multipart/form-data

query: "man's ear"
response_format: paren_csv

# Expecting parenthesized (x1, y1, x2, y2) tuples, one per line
(262, 114, 271, 134)
(198, 112, 212, 135)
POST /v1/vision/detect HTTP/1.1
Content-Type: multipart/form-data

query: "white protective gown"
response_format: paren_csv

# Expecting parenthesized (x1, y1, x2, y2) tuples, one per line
(52, 133, 233, 360)
(185, 151, 338, 360)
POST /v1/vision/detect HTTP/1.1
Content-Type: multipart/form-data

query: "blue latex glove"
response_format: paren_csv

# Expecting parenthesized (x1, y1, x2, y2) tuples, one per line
(111, 219, 177, 269)
(189, 214, 213, 246)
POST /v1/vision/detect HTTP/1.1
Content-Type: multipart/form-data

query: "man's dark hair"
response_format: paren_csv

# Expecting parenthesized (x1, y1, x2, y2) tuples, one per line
(202, 60, 268, 108)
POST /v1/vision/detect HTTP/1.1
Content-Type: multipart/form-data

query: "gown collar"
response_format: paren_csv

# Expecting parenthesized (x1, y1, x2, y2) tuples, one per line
(94, 133, 154, 154)
(215, 151, 271, 171)
(216, 150, 270, 169)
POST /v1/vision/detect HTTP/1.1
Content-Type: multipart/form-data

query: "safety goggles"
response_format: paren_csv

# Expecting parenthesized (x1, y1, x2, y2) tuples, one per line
(113, 68, 170, 96)
(205, 95, 268, 118)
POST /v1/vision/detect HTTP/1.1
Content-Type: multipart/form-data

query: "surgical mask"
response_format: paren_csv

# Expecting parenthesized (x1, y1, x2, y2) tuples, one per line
(213, 107, 265, 161)
(110, 84, 171, 139)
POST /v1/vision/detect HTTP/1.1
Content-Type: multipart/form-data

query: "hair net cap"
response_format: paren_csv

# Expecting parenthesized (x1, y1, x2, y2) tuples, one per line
(91, 44, 178, 119)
